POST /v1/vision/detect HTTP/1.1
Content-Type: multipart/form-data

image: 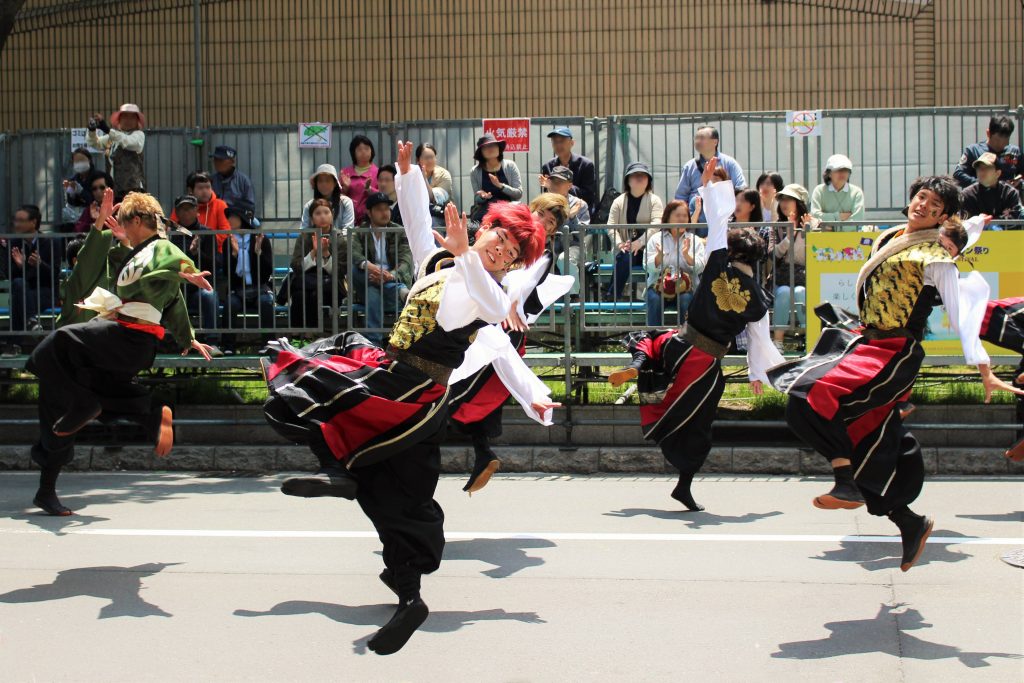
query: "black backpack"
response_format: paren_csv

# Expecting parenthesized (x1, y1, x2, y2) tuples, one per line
(590, 187, 621, 225)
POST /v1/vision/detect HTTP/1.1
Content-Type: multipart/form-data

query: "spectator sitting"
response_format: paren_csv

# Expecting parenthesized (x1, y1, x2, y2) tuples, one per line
(288, 197, 347, 329)
(645, 200, 704, 326)
(375, 164, 403, 225)
(811, 154, 865, 229)
(340, 134, 379, 225)
(301, 163, 355, 232)
(170, 171, 231, 252)
(71, 172, 115, 234)
(757, 171, 785, 228)
(536, 168, 582, 293)
(86, 104, 146, 200)
(673, 124, 746, 203)
(0, 205, 64, 335)
(961, 152, 1023, 223)
(771, 184, 819, 345)
(60, 148, 96, 230)
(541, 126, 599, 213)
(170, 194, 225, 353)
(470, 133, 523, 221)
(953, 114, 1021, 189)
(210, 145, 257, 218)
(606, 162, 664, 299)
(351, 192, 414, 345)
(688, 165, 730, 236)
(416, 142, 453, 212)
(222, 207, 275, 351)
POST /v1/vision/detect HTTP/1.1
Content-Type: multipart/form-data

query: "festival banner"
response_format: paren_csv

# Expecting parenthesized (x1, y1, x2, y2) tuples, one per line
(804, 230, 1024, 356)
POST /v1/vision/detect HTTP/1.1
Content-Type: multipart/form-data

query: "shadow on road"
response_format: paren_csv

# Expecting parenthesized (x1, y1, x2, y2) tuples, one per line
(0, 562, 180, 618)
(438, 538, 556, 578)
(772, 602, 1021, 668)
(955, 511, 1024, 523)
(234, 600, 545, 654)
(812, 529, 972, 571)
(604, 508, 784, 529)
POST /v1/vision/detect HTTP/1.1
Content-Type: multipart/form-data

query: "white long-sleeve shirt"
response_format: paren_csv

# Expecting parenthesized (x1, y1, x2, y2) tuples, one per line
(697, 179, 786, 382)
(924, 263, 990, 366)
(87, 127, 145, 154)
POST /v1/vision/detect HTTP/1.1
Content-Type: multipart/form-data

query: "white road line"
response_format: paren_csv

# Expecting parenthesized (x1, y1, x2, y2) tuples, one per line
(0, 527, 1019, 545)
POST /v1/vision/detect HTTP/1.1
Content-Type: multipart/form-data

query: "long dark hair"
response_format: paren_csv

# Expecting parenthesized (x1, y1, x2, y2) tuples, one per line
(313, 173, 342, 218)
(756, 172, 784, 193)
(734, 189, 763, 223)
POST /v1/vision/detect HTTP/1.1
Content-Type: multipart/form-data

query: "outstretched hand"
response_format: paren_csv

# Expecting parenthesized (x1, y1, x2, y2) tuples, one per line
(179, 269, 213, 291)
(531, 399, 562, 415)
(432, 203, 469, 257)
(981, 365, 1024, 403)
(396, 140, 414, 175)
(185, 339, 215, 361)
(505, 300, 529, 333)
(700, 156, 719, 186)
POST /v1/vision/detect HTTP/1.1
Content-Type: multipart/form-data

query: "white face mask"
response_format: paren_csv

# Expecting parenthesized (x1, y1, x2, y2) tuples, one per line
(73, 161, 91, 174)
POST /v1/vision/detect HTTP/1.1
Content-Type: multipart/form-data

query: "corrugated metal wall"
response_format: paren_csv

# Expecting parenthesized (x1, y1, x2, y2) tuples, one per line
(2, 0, 1022, 130)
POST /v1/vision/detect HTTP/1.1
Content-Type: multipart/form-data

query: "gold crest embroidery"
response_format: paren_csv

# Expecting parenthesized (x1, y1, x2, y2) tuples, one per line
(711, 272, 751, 313)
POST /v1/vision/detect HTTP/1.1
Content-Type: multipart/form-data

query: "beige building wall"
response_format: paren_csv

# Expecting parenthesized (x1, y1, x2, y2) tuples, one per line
(1, 0, 1021, 131)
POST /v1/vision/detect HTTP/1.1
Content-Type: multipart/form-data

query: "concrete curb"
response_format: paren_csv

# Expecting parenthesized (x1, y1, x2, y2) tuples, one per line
(1, 444, 1021, 476)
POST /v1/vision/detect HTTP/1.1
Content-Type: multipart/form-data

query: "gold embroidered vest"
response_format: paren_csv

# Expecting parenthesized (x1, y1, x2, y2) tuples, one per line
(860, 241, 953, 330)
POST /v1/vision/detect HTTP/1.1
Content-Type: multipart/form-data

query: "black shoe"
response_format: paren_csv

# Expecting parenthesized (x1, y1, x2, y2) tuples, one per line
(33, 491, 73, 516)
(53, 402, 102, 437)
(670, 474, 705, 512)
(379, 569, 399, 597)
(890, 508, 934, 572)
(813, 478, 866, 510)
(367, 597, 429, 656)
(280, 470, 358, 500)
(463, 452, 501, 494)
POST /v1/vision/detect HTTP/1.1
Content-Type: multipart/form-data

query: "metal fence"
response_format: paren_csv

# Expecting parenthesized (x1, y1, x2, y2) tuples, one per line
(4, 105, 1024, 234)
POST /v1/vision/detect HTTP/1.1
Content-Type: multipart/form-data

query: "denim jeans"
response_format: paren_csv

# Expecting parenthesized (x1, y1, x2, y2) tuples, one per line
(10, 278, 55, 331)
(606, 249, 642, 299)
(773, 285, 806, 328)
(187, 287, 221, 342)
(354, 268, 408, 345)
(645, 286, 693, 327)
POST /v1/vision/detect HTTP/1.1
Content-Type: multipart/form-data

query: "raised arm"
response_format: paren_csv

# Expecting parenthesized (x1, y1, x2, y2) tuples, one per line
(394, 140, 437, 270)
(696, 158, 737, 254)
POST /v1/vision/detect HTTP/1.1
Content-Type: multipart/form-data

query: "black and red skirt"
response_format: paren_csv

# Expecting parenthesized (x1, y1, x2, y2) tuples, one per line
(628, 331, 725, 446)
(263, 333, 450, 468)
(980, 297, 1024, 354)
(769, 327, 924, 492)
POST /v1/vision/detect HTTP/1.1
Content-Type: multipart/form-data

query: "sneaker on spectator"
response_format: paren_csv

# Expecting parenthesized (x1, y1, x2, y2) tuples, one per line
(27, 317, 43, 332)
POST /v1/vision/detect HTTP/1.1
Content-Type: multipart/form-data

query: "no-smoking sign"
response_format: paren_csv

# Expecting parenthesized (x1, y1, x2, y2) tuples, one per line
(786, 110, 824, 137)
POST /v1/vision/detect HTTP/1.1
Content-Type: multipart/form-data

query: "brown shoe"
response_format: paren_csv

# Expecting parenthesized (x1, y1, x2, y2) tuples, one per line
(812, 479, 866, 510)
(609, 367, 638, 387)
(1006, 436, 1024, 463)
(154, 406, 174, 457)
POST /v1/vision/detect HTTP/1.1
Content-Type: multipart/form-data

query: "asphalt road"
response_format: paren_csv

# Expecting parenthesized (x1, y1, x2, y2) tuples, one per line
(0, 471, 1021, 682)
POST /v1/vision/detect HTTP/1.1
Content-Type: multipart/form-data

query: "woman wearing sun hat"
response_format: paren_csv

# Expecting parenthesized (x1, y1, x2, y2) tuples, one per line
(86, 103, 146, 201)
(811, 154, 866, 229)
(469, 133, 523, 221)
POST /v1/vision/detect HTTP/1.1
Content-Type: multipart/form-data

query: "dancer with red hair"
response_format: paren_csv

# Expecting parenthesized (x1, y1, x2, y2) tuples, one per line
(261, 141, 548, 656)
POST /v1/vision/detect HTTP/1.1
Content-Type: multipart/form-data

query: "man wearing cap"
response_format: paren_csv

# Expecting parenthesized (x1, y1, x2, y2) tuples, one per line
(86, 103, 146, 201)
(540, 166, 590, 296)
(210, 145, 257, 218)
(673, 125, 746, 204)
(541, 127, 598, 213)
(351, 192, 413, 345)
(170, 193, 226, 352)
(961, 152, 1024, 221)
(953, 115, 1021, 189)
(810, 154, 866, 228)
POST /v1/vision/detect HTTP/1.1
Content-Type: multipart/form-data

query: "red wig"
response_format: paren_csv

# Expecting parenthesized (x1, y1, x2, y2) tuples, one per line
(482, 201, 546, 266)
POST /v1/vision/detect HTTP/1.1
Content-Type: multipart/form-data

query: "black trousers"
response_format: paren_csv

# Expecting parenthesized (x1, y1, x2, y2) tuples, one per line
(656, 371, 725, 476)
(786, 397, 925, 516)
(26, 319, 159, 468)
(352, 429, 445, 597)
